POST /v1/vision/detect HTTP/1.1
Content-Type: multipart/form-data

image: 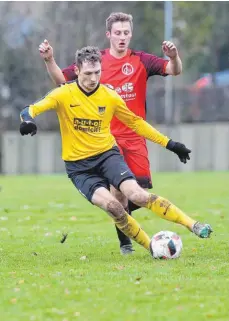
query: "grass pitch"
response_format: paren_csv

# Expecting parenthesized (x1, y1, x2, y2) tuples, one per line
(0, 172, 228, 321)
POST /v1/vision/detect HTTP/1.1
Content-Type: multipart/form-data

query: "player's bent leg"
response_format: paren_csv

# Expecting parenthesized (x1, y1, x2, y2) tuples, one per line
(110, 185, 128, 208)
(110, 186, 134, 255)
(119, 180, 213, 238)
(128, 201, 141, 212)
(128, 186, 149, 213)
(91, 187, 150, 250)
(120, 138, 152, 214)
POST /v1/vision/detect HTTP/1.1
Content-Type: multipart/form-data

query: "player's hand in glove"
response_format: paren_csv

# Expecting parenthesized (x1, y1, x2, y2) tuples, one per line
(20, 121, 37, 136)
(166, 139, 191, 164)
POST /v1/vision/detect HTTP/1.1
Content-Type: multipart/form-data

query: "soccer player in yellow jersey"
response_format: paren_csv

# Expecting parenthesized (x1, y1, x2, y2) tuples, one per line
(20, 46, 212, 254)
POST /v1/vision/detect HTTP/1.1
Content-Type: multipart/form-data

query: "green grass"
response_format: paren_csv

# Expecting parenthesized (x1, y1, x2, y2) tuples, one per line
(0, 172, 228, 321)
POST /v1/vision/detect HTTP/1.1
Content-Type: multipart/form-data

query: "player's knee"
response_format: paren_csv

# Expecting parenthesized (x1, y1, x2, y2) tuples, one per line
(148, 194, 159, 204)
(129, 190, 152, 207)
(107, 200, 125, 219)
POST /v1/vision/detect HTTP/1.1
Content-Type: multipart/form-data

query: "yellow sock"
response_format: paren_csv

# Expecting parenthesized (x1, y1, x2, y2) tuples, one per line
(146, 194, 196, 230)
(114, 212, 150, 250)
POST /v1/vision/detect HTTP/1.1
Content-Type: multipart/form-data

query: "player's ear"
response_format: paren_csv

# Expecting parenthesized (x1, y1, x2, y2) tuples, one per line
(106, 31, 111, 40)
(74, 65, 79, 76)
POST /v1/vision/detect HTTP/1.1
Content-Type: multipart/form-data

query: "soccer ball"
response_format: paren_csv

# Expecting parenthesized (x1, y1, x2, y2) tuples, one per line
(150, 231, 183, 259)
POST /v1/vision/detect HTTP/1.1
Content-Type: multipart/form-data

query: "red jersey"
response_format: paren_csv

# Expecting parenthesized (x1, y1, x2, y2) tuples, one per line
(62, 48, 168, 139)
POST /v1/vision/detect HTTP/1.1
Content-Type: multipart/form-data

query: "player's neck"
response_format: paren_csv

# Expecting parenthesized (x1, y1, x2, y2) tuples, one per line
(109, 47, 128, 59)
(77, 80, 99, 95)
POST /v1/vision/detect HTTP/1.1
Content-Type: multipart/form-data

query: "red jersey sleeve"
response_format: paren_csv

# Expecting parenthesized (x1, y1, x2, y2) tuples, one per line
(62, 64, 77, 81)
(134, 51, 169, 78)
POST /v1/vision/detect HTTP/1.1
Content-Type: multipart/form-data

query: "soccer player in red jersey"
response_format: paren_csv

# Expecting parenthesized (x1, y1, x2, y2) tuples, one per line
(39, 12, 183, 255)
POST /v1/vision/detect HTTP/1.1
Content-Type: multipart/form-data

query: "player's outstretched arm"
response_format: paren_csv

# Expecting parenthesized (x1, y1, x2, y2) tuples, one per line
(120, 116, 191, 163)
(162, 41, 182, 75)
(114, 96, 191, 163)
(19, 91, 59, 136)
(39, 39, 66, 85)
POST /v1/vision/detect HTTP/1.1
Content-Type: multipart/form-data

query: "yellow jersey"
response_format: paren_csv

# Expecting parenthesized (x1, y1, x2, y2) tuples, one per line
(25, 81, 169, 161)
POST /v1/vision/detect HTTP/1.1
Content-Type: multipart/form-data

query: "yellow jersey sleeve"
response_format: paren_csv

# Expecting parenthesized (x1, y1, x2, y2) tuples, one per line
(28, 88, 60, 118)
(113, 94, 170, 147)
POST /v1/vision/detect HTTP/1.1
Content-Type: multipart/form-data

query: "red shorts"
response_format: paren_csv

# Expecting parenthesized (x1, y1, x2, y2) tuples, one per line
(116, 137, 152, 189)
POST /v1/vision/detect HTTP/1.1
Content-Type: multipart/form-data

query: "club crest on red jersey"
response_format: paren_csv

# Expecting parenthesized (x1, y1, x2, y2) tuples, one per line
(122, 63, 134, 75)
(98, 106, 106, 115)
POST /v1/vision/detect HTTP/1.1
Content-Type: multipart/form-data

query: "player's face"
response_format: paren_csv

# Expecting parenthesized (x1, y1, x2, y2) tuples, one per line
(106, 21, 132, 53)
(76, 61, 101, 92)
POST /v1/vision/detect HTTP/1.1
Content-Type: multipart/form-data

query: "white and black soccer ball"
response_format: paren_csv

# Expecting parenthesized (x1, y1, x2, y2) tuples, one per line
(150, 231, 183, 259)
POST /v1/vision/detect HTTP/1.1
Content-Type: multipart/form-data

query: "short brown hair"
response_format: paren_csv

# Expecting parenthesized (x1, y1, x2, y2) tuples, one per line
(75, 46, 101, 69)
(106, 12, 133, 32)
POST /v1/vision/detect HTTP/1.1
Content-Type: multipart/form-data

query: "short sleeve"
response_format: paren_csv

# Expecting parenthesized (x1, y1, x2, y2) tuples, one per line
(138, 51, 169, 77)
(62, 64, 77, 81)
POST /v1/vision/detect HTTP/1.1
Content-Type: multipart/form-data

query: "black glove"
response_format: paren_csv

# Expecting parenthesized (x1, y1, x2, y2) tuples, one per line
(166, 139, 191, 164)
(20, 121, 37, 136)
